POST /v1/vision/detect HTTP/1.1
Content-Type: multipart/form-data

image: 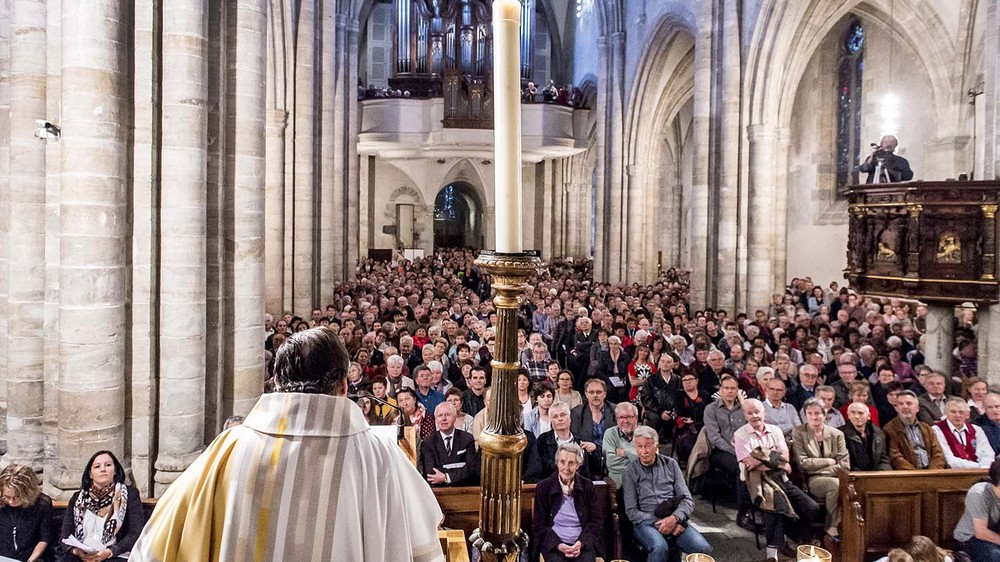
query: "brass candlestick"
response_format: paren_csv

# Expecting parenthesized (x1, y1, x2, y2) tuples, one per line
(470, 250, 544, 562)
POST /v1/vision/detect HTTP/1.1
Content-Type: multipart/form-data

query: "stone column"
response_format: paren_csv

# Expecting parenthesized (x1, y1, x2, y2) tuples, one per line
(773, 127, 791, 289)
(986, 0, 999, 179)
(156, 0, 208, 493)
(746, 124, 776, 313)
(229, 0, 267, 416)
(331, 13, 346, 282)
(540, 159, 553, 257)
(606, 32, 625, 282)
(714, 0, 741, 312)
(688, 0, 713, 309)
(592, 37, 608, 281)
(318, 0, 336, 305)
(264, 109, 286, 315)
(57, 0, 129, 492)
(625, 164, 645, 282)
(130, 0, 157, 497)
(552, 159, 564, 256)
(924, 305, 955, 376)
(5, 0, 47, 471)
(292, 0, 316, 313)
(345, 20, 361, 271)
(0, 0, 11, 456)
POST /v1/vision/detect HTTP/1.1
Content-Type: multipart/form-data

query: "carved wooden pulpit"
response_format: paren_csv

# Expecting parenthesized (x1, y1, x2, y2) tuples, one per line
(845, 181, 1000, 304)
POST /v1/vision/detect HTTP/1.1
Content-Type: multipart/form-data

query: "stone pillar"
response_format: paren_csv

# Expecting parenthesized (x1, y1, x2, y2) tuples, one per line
(229, 0, 267, 416)
(345, 20, 361, 272)
(264, 109, 286, 315)
(714, 0, 742, 313)
(540, 159, 553, 257)
(747, 124, 776, 313)
(0, 0, 10, 456)
(130, 0, 157, 497)
(331, 13, 347, 281)
(773, 127, 791, 289)
(625, 164, 645, 282)
(5, 0, 47, 471)
(606, 32, 625, 282)
(592, 37, 608, 281)
(318, 1, 336, 305)
(292, 0, 316, 314)
(924, 305, 955, 376)
(156, 0, 208, 493)
(688, 0, 712, 310)
(986, 0, 999, 179)
(57, 0, 129, 492)
(553, 159, 564, 256)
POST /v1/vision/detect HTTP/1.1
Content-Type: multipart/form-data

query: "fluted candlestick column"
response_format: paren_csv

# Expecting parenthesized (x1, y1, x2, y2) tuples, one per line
(472, 252, 541, 562)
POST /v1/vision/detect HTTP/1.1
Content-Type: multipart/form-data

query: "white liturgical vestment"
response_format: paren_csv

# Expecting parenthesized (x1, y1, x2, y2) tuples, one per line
(130, 392, 445, 562)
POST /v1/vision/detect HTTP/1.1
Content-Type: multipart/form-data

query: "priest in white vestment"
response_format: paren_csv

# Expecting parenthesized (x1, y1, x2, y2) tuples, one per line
(130, 327, 446, 562)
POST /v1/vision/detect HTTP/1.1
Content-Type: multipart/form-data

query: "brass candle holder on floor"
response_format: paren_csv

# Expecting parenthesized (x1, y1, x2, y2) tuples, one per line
(470, 250, 543, 562)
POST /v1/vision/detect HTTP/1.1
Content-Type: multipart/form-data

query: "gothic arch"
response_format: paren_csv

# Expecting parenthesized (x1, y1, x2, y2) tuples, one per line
(439, 158, 489, 207)
(620, 16, 695, 282)
(746, 0, 955, 131)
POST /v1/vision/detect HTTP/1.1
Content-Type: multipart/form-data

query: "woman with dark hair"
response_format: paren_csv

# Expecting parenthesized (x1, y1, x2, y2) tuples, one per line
(59, 451, 144, 561)
(0, 464, 53, 561)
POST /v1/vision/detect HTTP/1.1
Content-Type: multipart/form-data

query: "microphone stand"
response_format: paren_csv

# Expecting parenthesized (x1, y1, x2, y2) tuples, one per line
(367, 394, 405, 441)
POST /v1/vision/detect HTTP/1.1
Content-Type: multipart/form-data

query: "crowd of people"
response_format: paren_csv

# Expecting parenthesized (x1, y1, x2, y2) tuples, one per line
(254, 248, 994, 561)
(1, 248, 994, 562)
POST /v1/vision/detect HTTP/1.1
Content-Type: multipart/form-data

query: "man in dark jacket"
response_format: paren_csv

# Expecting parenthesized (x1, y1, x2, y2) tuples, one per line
(840, 403, 892, 471)
(640, 353, 681, 442)
(571, 379, 617, 476)
(525, 402, 591, 483)
(531, 442, 604, 562)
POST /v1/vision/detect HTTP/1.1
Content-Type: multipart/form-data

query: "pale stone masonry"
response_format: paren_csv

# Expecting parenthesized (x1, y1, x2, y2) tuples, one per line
(0, 0, 997, 498)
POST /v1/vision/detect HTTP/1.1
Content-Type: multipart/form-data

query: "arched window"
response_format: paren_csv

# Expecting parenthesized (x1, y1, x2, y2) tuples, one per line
(836, 18, 864, 190)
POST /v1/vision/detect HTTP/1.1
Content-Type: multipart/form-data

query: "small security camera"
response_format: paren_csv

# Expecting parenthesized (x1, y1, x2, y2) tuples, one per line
(33, 120, 60, 140)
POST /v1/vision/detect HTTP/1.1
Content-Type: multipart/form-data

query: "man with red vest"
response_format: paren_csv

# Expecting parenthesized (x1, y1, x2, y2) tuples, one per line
(931, 397, 996, 469)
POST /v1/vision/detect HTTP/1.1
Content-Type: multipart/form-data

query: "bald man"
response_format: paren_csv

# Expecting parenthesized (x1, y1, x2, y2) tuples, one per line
(859, 134, 913, 183)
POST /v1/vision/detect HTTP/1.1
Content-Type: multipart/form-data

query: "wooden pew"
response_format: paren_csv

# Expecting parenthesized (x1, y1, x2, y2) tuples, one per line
(434, 480, 622, 560)
(838, 468, 987, 561)
(51, 486, 619, 562)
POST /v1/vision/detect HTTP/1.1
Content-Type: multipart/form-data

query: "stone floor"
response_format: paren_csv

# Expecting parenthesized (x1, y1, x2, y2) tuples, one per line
(686, 500, 766, 562)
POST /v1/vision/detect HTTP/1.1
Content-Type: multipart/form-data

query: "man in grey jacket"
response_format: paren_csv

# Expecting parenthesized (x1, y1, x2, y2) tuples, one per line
(623, 426, 713, 562)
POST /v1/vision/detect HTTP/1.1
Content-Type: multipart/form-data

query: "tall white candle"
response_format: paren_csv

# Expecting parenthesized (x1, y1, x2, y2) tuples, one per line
(492, 0, 523, 253)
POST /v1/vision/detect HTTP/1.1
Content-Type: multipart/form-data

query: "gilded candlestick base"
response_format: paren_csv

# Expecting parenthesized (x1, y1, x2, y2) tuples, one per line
(471, 251, 544, 562)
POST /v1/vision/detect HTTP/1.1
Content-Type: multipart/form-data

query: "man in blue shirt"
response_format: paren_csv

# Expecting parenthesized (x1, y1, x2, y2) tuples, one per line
(413, 364, 444, 413)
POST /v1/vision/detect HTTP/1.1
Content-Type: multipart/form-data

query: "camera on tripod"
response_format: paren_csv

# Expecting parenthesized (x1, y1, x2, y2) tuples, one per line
(870, 142, 888, 160)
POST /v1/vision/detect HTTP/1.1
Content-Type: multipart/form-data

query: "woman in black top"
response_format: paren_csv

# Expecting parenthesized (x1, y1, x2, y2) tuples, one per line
(673, 370, 709, 465)
(0, 464, 53, 562)
(58, 451, 145, 562)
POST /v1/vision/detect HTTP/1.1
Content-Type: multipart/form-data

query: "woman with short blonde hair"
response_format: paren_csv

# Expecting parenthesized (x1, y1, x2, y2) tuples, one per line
(0, 463, 53, 562)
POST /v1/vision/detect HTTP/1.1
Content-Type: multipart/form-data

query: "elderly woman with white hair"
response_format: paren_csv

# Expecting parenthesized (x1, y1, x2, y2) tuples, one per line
(531, 442, 604, 562)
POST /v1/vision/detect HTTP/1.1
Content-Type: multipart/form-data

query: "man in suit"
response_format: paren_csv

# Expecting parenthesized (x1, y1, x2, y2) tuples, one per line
(840, 402, 892, 471)
(883, 390, 947, 470)
(569, 317, 597, 386)
(917, 372, 951, 424)
(525, 402, 591, 483)
(421, 402, 479, 486)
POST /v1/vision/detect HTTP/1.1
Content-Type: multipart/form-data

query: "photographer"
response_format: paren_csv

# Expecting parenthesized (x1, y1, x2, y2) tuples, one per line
(859, 135, 913, 183)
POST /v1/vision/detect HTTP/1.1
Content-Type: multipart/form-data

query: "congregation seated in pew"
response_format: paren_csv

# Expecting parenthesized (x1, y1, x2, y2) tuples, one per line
(254, 250, 994, 560)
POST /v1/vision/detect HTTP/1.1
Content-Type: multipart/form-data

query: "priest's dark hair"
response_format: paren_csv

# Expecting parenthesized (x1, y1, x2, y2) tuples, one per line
(272, 327, 350, 395)
(80, 450, 127, 489)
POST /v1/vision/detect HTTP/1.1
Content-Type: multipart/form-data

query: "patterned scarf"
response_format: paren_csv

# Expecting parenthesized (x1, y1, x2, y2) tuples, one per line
(73, 482, 129, 546)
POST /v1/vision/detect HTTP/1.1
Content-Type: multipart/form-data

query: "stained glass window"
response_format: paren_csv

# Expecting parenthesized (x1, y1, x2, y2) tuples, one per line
(836, 18, 864, 190)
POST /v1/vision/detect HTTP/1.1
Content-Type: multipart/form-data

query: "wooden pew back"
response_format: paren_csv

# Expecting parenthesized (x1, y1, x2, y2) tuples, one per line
(433, 480, 620, 560)
(839, 468, 987, 561)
